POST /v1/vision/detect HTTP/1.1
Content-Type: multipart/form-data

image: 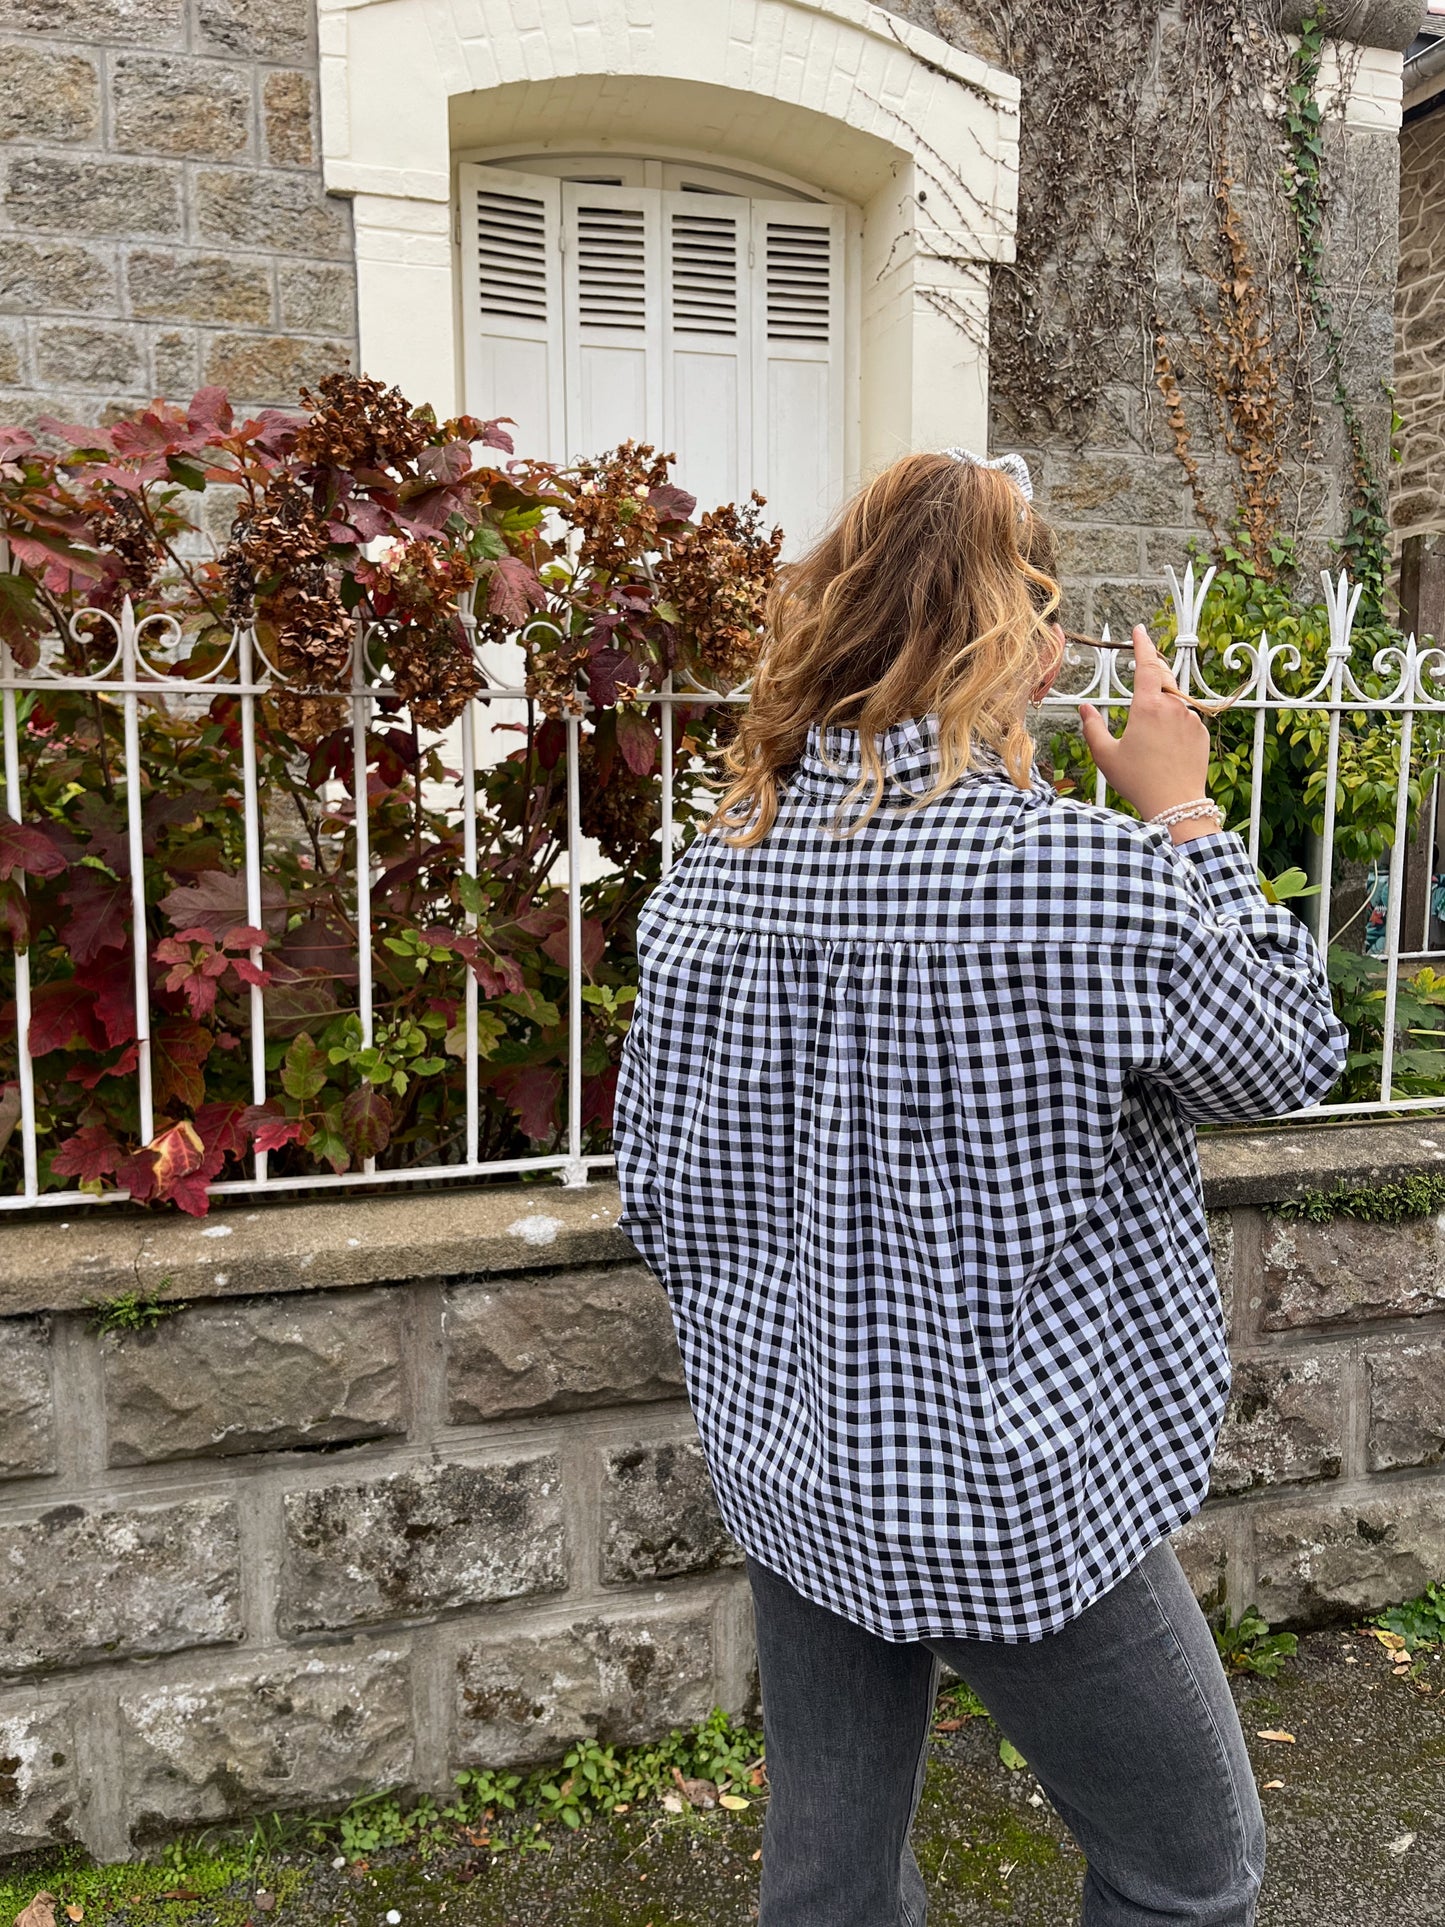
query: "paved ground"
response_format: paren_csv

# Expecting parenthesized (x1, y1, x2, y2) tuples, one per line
(7, 1627, 1443, 1926)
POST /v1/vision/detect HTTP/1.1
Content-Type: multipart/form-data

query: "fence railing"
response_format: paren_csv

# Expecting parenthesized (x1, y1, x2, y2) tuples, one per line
(3, 561, 1443, 1213)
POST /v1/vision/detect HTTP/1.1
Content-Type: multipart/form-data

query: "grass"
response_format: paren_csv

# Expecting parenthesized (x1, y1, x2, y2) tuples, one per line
(1268, 1173, 1445, 1223)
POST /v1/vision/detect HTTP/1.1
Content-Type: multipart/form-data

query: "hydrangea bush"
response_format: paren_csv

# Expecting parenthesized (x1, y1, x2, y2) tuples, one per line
(0, 376, 778, 1211)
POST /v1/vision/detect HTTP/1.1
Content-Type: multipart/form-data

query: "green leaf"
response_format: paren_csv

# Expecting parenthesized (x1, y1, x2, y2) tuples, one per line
(280, 1033, 327, 1102)
(998, 1738, 1027, 1771)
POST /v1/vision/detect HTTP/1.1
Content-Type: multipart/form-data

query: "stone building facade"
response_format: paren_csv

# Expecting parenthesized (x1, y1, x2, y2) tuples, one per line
(2, 1125, 1445, 1860)
(0, 0, 1421, 621)
(0, 0, 357, 424)
(1395, 20, 1445, 546)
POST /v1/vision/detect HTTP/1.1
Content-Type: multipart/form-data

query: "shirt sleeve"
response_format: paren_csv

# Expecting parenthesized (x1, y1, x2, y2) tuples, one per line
(1137, 826, 1349, 1124)
(613, 991, 667, 1276)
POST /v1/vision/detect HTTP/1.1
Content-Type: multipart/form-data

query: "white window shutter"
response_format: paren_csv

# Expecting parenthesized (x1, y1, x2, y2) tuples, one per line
(457, 163, 565, 463)
(561, 183, 664, 462)
(749, 201, 846, 553)
(661, 191, 751, 518)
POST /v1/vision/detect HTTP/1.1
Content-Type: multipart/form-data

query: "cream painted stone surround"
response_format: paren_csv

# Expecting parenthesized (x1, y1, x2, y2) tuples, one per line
(316, 0, 1020, 480)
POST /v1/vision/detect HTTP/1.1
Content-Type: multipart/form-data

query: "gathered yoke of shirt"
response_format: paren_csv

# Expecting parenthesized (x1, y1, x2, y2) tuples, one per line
(614, 714, 1348, 1644)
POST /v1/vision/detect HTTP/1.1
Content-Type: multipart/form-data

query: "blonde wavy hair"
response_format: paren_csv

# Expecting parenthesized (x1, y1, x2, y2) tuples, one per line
(708, 451, 1063, 845)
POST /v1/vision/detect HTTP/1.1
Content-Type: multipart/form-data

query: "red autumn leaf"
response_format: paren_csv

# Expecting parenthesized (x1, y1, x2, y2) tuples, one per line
(340, 1085, 393, 1160)
(581, 1064, 619, 1132)
(487, 555, 546, 625)
(159, 871, 286, 939)
(66, 1042, 139, 1089)
(187, 385, 234, 435)
(0, 878, 34, 950)
(50, 1124, 123, 1184)
(473, 952, 525, 998)
(534, 717, 566, 769)
(147, 1120, 208, 1215)
(28, 980, 106, 1056)
(493, 1065, 562, 1141)
(540, 905, 605, 974)
(58, 869, 130, 964)
(151, 1018, 213, 1112)
(222, 925, 271, 952)
(0, 820, 68, 882)
(116, 1145, 158, 1204)
(647, 482, 697, 521)
(73, 951, 136, 1048)
(587, 648, 639, 707)
(229, 957, 272, 989)
(194, 1101, 248, 1178)
(242, 1101, 309, 1155)
(614, 705, 657, 777)
(156, 928, 232, 1019)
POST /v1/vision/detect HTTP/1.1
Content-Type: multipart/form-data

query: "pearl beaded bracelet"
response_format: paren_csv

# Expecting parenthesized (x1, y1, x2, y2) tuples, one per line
(1146, 798, 1225, 830)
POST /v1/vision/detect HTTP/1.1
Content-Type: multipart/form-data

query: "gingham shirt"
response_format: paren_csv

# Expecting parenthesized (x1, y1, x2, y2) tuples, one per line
(615, 715, 1347, 1642)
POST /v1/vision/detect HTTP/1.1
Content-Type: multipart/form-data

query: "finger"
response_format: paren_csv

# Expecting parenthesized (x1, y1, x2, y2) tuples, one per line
(1078, 703, 1118, 772)
(1131, 624, 1169, 697)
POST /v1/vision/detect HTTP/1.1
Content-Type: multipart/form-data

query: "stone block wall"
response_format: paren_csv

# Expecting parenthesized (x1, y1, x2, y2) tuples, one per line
(1394, 95, 1445, 541)
(0, 0, 358, 424)
(2, 1122, 1445, 1861)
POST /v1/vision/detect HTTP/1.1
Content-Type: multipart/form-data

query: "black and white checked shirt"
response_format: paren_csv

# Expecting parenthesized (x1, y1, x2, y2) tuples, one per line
(615, 715, 1347, 1642)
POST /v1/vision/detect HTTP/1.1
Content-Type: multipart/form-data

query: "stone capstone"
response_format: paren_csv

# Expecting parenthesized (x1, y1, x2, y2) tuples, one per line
(0, 1703, 79, 1854)
(110, 53, 252, 161)
(278, 1457, 567, 1635)
(102, 1287, 405, 1465)
(444, 1266, 686, 1423)
(263, 69, 314, 166)
(197, 0, 311, 61)
(1168, 1511, 1229, 1614)
(0, 238, 115, 316)
(0, 43, 100, 144)
(193, 170, 348, 256)
(276, 260, 354, 335)
(201, 331, 352, 403)
(0, 1318, 54, 1480)
(1252, 1495, 1445, 1628)
(0, 0, 184, 38)
(119, 1648, 412, 1832)
(600, 1440, 742, 1584)
(4, 157, 182, 240)
(0, 1497, 241, 1673)
(1258, 1215, 1445, 1328)
(1210, 1353, 1344, 1495)
(34, 323, 142, 390)
(1365, 1340, 1445, 1471)
(127, 250, 273, 326)
(455, 1608, 717, 1767)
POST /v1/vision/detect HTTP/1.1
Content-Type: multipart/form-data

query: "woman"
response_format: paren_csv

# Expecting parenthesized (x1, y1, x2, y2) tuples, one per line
(614, 450, 1347, 1927)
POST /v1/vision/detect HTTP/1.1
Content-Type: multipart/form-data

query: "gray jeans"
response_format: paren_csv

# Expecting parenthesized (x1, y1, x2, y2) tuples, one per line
(749, 1538, 1265, 1926)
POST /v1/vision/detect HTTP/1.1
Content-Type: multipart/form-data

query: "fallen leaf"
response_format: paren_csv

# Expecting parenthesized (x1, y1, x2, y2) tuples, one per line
(15, 1893, 58, 1927)
(1387, 1832, 1415, 1855)
(660, 1793, 684, 1814)
(751, 1850, 762, 1862)
(1368, 1629, 1407, 1652)
(1261, 1779, 1285, 1790)
(65, 1911, 82, 1924)
(1255, 1730, 1295, 1743)
(935, 1717, 965, 1731)
(998, 1737, 1027, 1770)
(671, 1765, 719, 1808)
(254, 1897, 276, 1914)
(718, 1794, 750, 1810)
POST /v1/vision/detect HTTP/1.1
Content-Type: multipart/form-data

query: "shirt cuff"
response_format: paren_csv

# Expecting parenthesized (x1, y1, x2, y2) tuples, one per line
(1166, 828, 1266, 917)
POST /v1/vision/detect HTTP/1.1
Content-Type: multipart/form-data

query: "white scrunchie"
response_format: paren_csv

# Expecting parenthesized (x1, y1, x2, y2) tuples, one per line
(941, 447, 1034, 502)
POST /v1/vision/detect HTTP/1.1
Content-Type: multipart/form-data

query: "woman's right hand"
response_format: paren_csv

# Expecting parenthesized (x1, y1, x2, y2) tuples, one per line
(1078, 626, 1216, 841)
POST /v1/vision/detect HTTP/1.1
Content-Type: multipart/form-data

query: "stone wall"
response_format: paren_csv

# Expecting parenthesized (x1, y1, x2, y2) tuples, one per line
(0, 0, 358, 424)
(1394, 95, 1445, 542)
(1, 1122, 1444, 1862)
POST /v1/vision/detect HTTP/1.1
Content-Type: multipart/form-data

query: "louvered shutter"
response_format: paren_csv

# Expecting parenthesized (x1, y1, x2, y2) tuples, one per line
(560, 183, 664, 460)
(457, 164, 565, 462)
(661, 192, 751, 517)
(750, 201, 846, 551)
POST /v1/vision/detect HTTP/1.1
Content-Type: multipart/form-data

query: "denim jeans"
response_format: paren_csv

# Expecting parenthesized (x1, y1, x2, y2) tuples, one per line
(749, 1538, 1265, 1926)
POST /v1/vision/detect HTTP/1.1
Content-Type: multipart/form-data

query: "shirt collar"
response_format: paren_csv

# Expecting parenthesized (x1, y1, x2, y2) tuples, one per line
(798, 714, 1015, 795)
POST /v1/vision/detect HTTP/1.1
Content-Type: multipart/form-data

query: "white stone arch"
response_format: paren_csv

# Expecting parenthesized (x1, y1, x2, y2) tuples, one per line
(318, 0, 1020, 480)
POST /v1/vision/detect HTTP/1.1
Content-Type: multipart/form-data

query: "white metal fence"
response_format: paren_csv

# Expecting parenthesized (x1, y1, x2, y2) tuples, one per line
(2, 561, 1443, 1213)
